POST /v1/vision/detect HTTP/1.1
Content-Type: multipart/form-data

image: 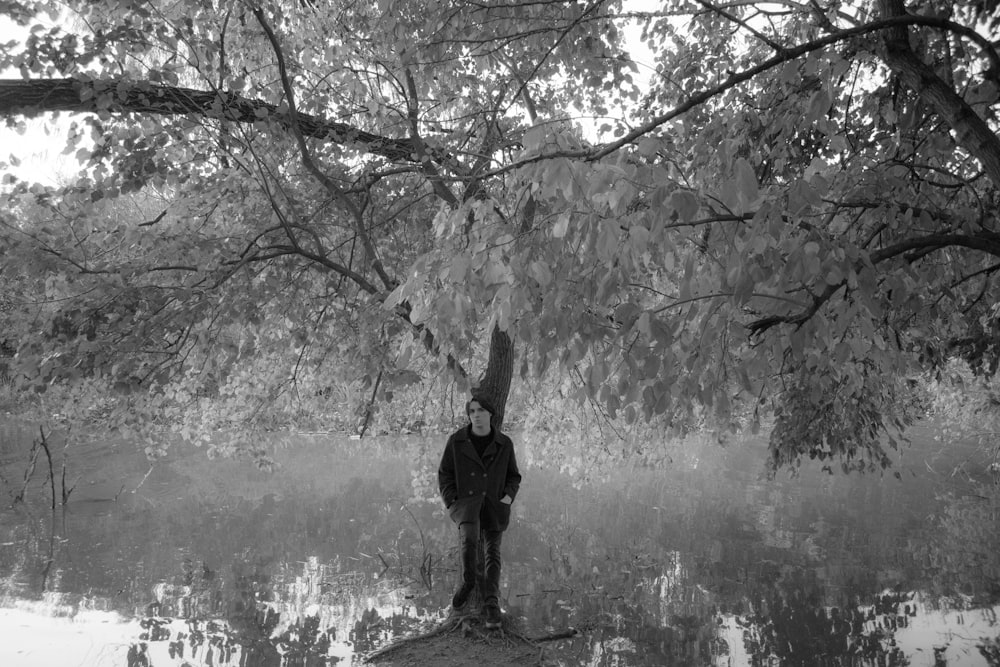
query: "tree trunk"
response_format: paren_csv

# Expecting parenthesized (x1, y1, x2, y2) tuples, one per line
(474, 325, 514, 431)
(468, 325, 514, 610)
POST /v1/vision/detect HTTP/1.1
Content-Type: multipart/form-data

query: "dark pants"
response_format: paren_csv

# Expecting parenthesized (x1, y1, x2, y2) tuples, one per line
(458, 521, 503, 606)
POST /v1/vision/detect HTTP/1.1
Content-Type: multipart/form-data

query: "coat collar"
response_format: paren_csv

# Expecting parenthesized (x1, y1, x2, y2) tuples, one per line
(456, 426, 500, 465)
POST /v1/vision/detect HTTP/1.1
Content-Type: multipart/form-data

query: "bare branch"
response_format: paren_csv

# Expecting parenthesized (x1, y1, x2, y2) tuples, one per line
(252, 7, 397, 292)
(692, 0, 789, 54)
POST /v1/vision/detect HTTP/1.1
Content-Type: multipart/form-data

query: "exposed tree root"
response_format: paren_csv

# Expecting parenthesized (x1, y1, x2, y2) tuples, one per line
(363, 610, 579, 663)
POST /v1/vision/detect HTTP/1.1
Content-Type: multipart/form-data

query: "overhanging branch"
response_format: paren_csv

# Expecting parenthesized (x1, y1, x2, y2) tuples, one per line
(747, 231, 1000, 335)
(0, 77, 421, 162)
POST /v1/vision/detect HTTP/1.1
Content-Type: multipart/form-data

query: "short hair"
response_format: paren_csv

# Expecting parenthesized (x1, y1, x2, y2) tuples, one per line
(465, 395, 496, 416)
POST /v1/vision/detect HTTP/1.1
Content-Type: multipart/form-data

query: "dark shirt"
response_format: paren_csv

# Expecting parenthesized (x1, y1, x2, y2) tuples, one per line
(470, 429, 493, 460)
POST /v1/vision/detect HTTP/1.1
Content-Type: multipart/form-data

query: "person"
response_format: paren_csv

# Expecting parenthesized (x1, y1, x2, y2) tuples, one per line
(438, 395, 521, 629)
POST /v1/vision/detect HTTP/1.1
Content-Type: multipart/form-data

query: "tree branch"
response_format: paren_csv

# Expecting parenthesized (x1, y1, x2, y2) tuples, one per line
(591, 13, 1000, 163)
(692, 0, 789, 54)
(461, 12, 1000, 182)
(877, 0, 1000, 187)
(747, 231, 1000, 335)
(403, 67, 459, 206)
(252, 8, 397, 292)
(0, 78, 420, 162)
(869, 232, 1000, 264)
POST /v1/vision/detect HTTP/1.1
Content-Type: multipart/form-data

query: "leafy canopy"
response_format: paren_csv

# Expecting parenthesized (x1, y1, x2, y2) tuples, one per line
(2, 0, 1000, 470)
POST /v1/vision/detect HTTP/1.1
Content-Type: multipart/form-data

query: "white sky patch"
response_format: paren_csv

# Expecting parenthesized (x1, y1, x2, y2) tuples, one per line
(2, 117, 79, 186)
(1, 15, 82, 187)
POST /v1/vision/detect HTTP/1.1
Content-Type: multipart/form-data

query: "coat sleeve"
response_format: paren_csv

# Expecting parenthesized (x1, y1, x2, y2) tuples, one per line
(438, 436, 458, 508)
(503, 437, 521, 501)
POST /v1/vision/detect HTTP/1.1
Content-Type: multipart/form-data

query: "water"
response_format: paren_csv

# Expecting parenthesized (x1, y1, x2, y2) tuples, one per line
(0, 422, 997, 666)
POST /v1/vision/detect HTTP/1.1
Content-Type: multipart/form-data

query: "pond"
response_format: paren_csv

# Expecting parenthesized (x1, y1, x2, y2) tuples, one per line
(0, 421, 998, 666)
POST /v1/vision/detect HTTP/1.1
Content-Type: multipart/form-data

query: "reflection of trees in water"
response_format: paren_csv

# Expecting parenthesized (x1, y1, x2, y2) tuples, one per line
(739, 585, 912, 666)
(579, 615, 732, 666)
(509, 470, 992, 666)
(918, 483, 1000, 601)
(981, 637, 1000, 664)
(127, 608, 335, 666)
(123, 528, 999, 667)
(226, 561, 281, 666)
(0, 510, 56, 598)
(7, 433, 999, 665)
(133, 553, 437, 665)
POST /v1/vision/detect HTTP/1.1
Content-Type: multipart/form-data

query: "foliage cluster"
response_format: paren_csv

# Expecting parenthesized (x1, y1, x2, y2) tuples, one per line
(2, 0, 1000, 470)
(925, 359, 1000, 465)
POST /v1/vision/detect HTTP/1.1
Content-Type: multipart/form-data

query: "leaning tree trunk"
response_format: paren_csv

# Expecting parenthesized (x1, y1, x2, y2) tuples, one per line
(473, 325, 514, 430)
(469, 324, 514, 611)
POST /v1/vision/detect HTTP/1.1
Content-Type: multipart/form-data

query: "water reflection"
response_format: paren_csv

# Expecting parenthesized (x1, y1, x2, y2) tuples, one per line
(0, 422, 998, 665)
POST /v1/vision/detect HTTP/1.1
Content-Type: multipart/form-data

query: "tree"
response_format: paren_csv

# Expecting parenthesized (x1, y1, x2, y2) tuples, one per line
(2, 0, 999, 469)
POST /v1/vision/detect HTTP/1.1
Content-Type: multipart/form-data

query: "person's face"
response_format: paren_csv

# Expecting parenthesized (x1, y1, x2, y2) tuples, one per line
(468, 401, 492, 435)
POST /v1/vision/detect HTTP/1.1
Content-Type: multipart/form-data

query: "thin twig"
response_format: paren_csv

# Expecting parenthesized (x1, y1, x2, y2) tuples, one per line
(38, 427, 56, 512)
(359, 369, 383, 438)
(13, 439, 41, 505)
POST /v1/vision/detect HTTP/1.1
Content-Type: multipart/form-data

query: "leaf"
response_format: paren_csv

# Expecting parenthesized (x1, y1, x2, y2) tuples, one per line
(788, 179, 821, 213)
(637, 136, 662, 157)
(671, 191, 699, 222)
(397, 345, 412, 368)
(806, 88, 831, 125)
(628, 224, 649, 254)
(636, 312, 652, 339)
(449, 254, 469, 282)
(483, 257, 508, 286)
(733, 157, 759, 206)
(588, 361, 606, 388)
(597, 223, 619, 263)
(384, 284, 406, 310)
(549, 159, 575, 198)
(529, 260, 552, 287)
(614, 302, 640, 327)
(552, 213, 570, 239)
(825, 264, 844, 285)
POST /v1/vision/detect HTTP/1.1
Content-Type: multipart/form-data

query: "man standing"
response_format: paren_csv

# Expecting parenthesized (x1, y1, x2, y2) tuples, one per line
(438, 395, 521, 629)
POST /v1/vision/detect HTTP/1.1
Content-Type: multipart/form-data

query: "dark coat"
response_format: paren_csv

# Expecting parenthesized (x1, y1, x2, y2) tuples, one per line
(438, 425, 521, 531)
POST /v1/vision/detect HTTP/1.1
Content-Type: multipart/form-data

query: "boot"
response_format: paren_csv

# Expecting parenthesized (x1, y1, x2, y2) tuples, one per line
(484, 601, 502, 629)
(451, 581, 474, 610)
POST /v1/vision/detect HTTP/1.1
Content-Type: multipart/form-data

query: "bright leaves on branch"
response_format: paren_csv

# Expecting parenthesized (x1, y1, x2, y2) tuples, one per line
(1, 0, 1000, 471)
